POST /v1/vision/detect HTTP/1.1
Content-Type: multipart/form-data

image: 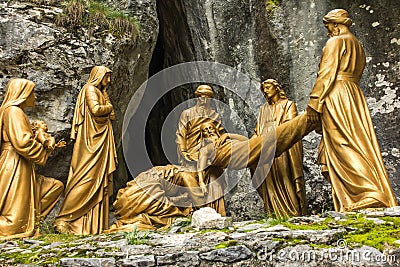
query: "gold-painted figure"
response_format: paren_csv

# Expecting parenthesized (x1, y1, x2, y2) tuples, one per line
(306, 9, 397, 211)
(251, 79, 307, 218)
(176, 85, 227, 215)
(109, 165, 203, 232)
(0, 79, 63, 239)
(54, 66, 117, 234)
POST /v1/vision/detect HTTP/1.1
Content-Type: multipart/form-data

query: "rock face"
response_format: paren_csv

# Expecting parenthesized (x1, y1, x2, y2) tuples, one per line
(150, 0, 400, 215)
(0, 0, 158, 192)
(0, 0, 398, 217)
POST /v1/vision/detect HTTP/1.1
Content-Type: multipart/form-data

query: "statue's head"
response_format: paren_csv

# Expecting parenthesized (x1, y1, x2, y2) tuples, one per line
(2, 78, 36, 109)
(195, 85, 214, 107)
(200, 121, 219, 139)
(323, 9, 352, 27)
(32, 120, 48, 133)
(87, 66, 112, 87)
(323, 9, 352, 37)
(260, 79, 287, 102)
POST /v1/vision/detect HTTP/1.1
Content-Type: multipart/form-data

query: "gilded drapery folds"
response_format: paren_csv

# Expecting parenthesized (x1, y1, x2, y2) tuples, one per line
(55, 66, 117, 234)
(308, 9, 397, 211)
(0, 79, 63, 239)
(252, 96, 308, 218)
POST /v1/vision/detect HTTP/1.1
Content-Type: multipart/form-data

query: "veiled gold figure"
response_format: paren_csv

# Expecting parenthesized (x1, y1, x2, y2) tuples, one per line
(251, 79, 307, 218)
(109, 165, 202, 232)
(306, 9, 397, 211)
(54, 66, 117, 234)
(0, 79, 63, 240)
(176, 85, 226, 215)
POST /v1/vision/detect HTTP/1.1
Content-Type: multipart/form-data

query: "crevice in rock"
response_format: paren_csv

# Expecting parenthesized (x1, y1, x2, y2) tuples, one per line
(145, 0, 197, 166)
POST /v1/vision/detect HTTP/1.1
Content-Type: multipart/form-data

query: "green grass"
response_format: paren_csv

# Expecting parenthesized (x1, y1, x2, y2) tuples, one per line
(124, 226, 150, 245)
(341, 216, 400, 251)
(51, 0, 140, 39)
(267, 214, 400, 252)
(35, 233, 80, 244)
(214, 240, 238, 249)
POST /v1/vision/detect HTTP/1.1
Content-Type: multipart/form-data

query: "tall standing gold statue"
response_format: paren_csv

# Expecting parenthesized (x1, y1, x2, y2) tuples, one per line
(0, 78, 63, 240)
(176, 85, 226, 215)
(306, 9, 397, 211)
(54, 66, 117, 234)
(252, 79, 307, 218)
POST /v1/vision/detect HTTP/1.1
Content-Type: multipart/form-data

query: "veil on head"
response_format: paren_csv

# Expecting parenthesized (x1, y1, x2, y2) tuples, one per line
(0, 78, 36, 146)
(70, 66, 112, 139)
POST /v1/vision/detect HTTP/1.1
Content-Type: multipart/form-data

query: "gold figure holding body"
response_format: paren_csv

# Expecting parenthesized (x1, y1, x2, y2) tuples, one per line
(252, 79, 307, 218)
(176, 85, 227, 215)
(54, 66, 117, 234)
(0, 79, 63, 239)
(306, 9, 397, 211)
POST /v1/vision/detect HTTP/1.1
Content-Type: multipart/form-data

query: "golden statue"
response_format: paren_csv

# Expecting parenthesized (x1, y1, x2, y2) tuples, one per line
(176, 85, 226, 215)
(54, 66, 117, 235)
(251, 79, 307, 218)
(306, 9, 397, 211)
(0, 78, 63, 240)
(109, 165, 203, 232)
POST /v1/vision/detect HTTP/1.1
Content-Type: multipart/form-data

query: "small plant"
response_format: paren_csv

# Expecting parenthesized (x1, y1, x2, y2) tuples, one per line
(265, 0, 281, 16)
(214, 240, 237, 249)
(124, 226, 150, 245)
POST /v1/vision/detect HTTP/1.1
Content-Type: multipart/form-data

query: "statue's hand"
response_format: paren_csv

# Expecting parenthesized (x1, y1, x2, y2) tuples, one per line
(306, 106, 320, 124)
(55, 139, 67, 148)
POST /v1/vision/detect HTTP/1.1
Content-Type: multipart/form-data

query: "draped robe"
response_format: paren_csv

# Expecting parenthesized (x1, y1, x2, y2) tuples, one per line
(308, 32, 397, 211)
(252, 99, 307, 217)
(0, 79, 63, 240)
(55, 67, 117, 234)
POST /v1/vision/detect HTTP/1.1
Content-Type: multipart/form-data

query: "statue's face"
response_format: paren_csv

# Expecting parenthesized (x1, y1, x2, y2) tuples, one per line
(201, 123, 217, 138)
(38, 121, 48, 132)
(101, 73, 111, 87)
(197, 95, 211, 106)
(325, 22, 338, 38)
(24, 90, 36, 108)
(262, 83, 278, 100)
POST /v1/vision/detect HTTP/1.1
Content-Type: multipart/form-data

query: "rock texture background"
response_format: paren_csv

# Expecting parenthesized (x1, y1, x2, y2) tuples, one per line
(0, 0, 399, 217)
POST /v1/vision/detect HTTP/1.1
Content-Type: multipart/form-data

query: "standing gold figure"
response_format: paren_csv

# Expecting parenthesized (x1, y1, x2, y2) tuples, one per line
(252, 79, 307, 218)
(176, 85, 226, 215)
(54, 66, 117, 234)
(306, 9, 397, 211)
(0, 79, 63, 239)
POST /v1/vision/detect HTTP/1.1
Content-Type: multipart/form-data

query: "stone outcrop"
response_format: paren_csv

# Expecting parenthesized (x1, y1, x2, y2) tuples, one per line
(1, 208, 400, 266)
(0, 0, 158, 192)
